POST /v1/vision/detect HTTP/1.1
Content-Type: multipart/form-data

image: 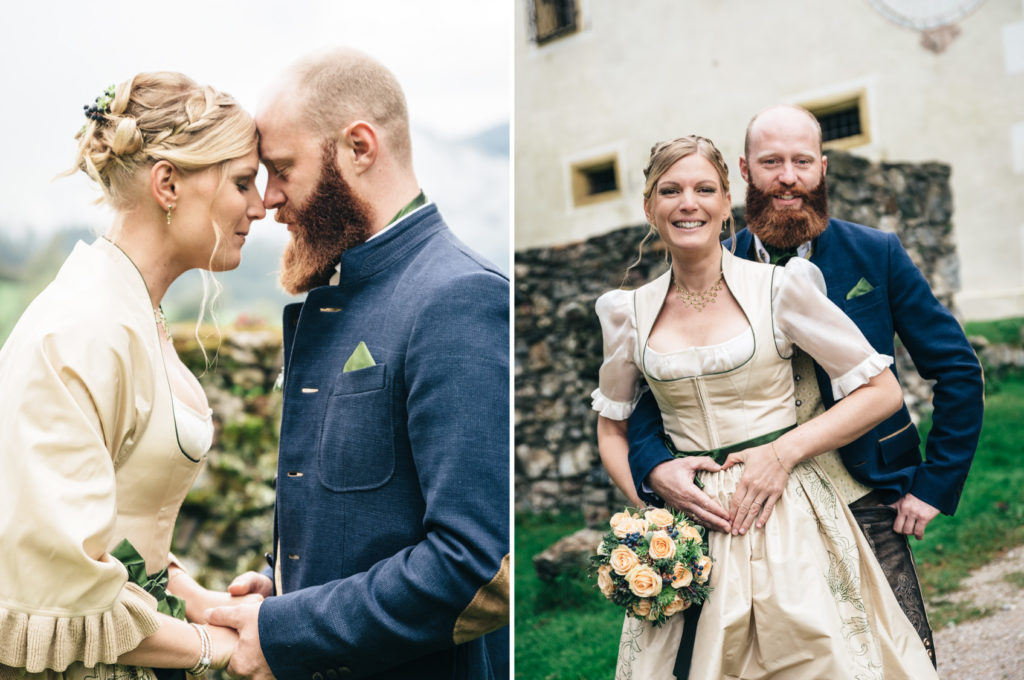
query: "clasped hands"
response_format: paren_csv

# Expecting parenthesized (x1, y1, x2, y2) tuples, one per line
(646, 441, 792, 536)
(172, 569, 276, 678)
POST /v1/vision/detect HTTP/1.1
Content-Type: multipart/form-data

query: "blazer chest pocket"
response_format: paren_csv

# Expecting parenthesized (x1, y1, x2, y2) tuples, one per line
(843, 285, 884, 315)
(317, 363, 395, 492)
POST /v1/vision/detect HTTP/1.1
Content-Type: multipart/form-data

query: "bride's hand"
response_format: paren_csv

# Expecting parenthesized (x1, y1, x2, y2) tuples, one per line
(723, 442, 790, 535)
(206, 623, 239, 670)
(170, 570, 265, 624)
(193, 590, 265, 623)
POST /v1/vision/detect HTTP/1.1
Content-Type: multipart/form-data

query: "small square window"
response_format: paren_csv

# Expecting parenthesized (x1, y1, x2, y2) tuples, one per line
(804, 92, 870, 150)
(571, 155, 621, 207)
(819, 107, 862, 143)
(531, 0, 578, 45)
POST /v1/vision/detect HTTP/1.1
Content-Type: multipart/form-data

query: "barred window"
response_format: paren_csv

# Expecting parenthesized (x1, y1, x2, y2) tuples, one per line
(818, 105, 862, 143)
(804, 92, 870, 150)
(532, 0, 577, 45)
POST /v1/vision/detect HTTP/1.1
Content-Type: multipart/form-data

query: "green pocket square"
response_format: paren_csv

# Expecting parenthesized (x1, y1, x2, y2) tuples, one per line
(846, 277, 875, 300)
(343, 341, 376, 373)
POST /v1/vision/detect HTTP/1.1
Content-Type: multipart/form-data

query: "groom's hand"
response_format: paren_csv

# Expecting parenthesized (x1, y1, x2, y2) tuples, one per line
(229, 571, 274, 599)
(648, 458, 731, 532)
(889, 493, 940, 540)
(206, 602, 274, 680)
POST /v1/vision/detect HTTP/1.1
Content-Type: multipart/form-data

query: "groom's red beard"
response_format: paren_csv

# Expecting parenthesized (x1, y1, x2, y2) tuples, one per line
(278, 143, 373, 294)
(744, 176, 830, 249)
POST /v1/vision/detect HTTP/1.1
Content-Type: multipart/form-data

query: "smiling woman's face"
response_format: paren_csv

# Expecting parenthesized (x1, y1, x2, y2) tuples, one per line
(645, 153, 731, 258)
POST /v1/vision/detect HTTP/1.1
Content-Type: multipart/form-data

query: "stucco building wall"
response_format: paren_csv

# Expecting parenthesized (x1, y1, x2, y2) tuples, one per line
(515, 0, 1024, 319)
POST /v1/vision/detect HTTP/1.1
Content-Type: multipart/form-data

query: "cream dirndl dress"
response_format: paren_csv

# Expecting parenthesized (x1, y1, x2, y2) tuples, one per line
(0, 239, 214, 680)
(592, 247, 938, 680)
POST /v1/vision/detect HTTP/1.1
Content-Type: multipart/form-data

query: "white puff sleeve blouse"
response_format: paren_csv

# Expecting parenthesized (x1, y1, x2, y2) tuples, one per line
(591, 258, 893, 420)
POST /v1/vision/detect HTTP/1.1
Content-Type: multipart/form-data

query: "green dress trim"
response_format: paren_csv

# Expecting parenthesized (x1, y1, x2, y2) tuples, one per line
(661, 424, 797, 488)
(111, 539, 187, 620)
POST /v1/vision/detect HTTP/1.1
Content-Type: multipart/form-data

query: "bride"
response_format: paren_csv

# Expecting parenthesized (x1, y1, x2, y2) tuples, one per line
(0, 72, 265, 679)
(592, 135, 938, 679)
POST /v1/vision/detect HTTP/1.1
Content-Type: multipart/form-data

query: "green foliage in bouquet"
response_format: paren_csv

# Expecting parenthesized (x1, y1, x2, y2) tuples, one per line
(590, 507, 713, 627)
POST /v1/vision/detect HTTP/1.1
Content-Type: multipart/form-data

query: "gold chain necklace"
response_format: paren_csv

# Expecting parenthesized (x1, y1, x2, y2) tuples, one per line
(673, 272, 724, 312)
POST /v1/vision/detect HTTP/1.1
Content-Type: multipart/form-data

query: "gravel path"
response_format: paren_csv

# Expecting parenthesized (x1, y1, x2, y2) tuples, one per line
(933, 545, 1024, 679)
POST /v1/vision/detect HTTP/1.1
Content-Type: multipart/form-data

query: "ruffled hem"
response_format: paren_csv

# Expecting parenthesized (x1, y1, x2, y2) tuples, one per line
(590, 387, 637, 420)
(0, 582, 161, 673)
(0, 662, 158, 680)
(830, 353, 894, 400)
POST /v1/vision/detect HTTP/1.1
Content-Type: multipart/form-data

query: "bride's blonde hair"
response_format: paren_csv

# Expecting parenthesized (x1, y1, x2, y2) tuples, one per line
(69, 72, 258, 362)
(71, 72, 256, 209)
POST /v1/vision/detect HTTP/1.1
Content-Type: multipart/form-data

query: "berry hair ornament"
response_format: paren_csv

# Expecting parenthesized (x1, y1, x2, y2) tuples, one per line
(83, 85, 116, 122)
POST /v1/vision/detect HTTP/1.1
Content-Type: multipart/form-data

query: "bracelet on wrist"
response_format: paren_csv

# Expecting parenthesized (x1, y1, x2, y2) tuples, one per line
(770, 440, 791, 474)
(187, 623, 212, 676)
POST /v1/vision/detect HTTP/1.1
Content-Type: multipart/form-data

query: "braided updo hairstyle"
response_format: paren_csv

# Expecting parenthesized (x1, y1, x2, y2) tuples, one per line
(623, 135, 733, 284)
(72, 72, 257, 208)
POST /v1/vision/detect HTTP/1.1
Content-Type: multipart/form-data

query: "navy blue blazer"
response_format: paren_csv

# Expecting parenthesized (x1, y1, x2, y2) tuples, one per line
(258, 205, 510, 679)
(628, 218, 983, 515)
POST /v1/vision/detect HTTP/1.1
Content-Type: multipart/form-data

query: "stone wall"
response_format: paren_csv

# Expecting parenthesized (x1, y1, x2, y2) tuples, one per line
(514, 150, 963, 521)
(171, 326, 283, 589)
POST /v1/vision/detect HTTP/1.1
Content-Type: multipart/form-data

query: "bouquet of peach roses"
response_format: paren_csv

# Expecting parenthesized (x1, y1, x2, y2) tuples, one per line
(591, 507, 712, 626)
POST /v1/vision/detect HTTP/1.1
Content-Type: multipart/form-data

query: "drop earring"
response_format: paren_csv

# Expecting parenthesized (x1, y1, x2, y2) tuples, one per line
(166, 204, 175, 225)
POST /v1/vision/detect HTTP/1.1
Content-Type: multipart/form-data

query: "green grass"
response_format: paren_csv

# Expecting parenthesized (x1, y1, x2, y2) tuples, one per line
(516, 375, 1024, 675)
(515, 513, 621, 679)
(913, 377, 1024, 626)
(963, 316, 1024, 346)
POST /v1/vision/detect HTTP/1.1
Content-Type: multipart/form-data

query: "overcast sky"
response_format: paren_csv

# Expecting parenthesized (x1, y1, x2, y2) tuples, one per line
(0, 0, 510, 251)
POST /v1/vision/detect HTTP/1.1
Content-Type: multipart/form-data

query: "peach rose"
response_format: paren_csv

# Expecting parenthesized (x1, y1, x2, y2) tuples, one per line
(648, 531, 677, 561)
(597, 564, 615, 598)
(644, 508, 675, 529)
(609, 511, 630, 531)
(663, 595, 691, 617)
(695, 555, 712, 583)
(676, 524, 703, 543)
(610, 545, 640, 575)
(626, 565, 663, 598)
(671, 563, 693, 589)
(632, 598, 652, 617)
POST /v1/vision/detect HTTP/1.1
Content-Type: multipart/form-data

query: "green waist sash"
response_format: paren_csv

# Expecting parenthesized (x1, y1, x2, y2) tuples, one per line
(111, 538, 187, 620)
(661, 424, 796, 487)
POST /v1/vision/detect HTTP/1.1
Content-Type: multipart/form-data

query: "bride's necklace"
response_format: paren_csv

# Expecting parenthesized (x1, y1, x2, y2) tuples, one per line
(673, 271, 724, 312)
(154, 306, 173, 342)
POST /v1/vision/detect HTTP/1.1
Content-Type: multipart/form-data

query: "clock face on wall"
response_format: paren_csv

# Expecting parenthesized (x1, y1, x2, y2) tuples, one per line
(867, 0, 987, 31)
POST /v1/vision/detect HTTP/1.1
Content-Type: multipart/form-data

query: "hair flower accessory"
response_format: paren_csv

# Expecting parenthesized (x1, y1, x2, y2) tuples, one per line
(83, 85, 116, 122)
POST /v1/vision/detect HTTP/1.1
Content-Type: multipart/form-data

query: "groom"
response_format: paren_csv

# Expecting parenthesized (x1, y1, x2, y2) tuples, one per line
(628, 104, 984, 669)
(207, 48, 510, 679)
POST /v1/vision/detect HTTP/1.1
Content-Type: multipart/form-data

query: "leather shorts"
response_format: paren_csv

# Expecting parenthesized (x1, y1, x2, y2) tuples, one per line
(850, 502, 936, 668)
